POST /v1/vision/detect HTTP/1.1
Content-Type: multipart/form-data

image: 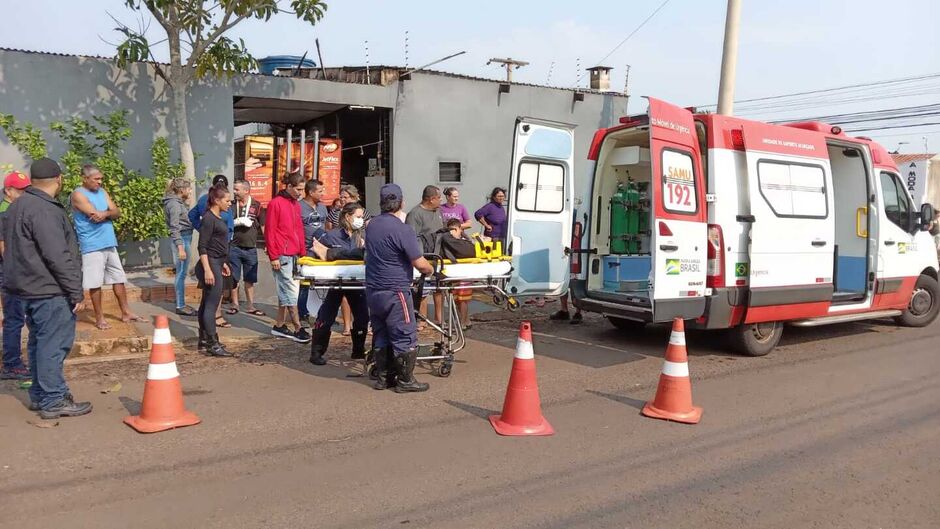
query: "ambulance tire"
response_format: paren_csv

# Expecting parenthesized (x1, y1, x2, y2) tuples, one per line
(607, 316, 645, 332)
(728, 321, 782, 357)
(894, 274, 940, 328)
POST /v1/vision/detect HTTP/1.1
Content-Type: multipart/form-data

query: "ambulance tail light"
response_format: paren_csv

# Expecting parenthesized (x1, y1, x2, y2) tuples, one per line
(706, 224, 725, 288)
(657, 221, 673, 236)
(570, 220, 583, 275)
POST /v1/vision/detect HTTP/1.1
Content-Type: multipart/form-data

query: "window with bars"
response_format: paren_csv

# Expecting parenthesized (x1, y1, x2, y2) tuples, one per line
(438, 162, 462, 183)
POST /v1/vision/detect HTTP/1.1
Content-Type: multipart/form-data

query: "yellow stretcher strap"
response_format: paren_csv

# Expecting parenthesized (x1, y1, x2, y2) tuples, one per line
(297, 256, 364, 266)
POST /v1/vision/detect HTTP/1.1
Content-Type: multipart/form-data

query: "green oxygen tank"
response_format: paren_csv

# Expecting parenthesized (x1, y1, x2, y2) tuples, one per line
(625, 180, 640, 254)
(637, 182, 650, 253)
(610, 183, 629, 254)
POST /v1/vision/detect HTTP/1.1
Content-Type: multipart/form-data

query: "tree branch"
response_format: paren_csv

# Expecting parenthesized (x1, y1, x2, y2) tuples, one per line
(141, 0, 172, 33)
(187, 10, 248, 68)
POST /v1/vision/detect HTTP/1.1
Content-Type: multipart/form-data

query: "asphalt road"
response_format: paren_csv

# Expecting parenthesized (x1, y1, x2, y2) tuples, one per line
(0, 307, 937, 529)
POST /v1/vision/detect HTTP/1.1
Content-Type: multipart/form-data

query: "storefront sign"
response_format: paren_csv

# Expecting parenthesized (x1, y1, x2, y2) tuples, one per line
(244, 135, 274, 207)
(318, 139, 342, 204)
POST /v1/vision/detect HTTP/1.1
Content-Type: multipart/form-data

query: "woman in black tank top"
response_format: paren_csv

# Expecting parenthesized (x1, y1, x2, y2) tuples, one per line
(196, 184, 234, 357)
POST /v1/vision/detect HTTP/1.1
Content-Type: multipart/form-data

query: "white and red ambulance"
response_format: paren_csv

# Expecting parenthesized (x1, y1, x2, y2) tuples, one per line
(503, 99, 940, 356)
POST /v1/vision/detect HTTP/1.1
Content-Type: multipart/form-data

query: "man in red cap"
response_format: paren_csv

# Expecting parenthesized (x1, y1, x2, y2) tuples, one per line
(0, 171, 31, 380)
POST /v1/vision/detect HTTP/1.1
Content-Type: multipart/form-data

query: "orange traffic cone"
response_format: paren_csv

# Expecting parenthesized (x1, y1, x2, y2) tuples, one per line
(124, 316, 201, 433)
(642, 318, 702, 424)
(489, 321, 554, 436)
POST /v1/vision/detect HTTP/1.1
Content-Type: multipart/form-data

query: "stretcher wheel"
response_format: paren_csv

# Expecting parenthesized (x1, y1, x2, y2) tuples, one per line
(437, 363, 452, 377)
(506, 297, 520, 311)
(368, 365, 379, 379)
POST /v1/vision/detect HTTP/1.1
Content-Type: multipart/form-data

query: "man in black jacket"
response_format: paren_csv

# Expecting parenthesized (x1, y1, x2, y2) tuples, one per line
(2, 158, 91, 419)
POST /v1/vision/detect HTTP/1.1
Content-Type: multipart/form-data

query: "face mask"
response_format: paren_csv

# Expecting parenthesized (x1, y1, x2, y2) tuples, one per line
(351, 217, 365, 230)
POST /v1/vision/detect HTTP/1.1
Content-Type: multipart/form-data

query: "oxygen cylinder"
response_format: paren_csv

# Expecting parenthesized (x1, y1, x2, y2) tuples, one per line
(625, 181, 640, 253)
(637, 182, 650, 253)
(610, 183, 629, 254)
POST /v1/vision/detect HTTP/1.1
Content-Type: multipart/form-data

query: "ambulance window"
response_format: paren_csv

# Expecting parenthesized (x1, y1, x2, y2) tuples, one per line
(757, 161, 827, 218)
(515, 161, 565, 213)
(661, 149, 698, 214)
(880, 171, 912, 231)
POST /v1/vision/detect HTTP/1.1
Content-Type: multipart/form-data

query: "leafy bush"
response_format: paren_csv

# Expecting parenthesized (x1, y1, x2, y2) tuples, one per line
(0, 111, 187, 242)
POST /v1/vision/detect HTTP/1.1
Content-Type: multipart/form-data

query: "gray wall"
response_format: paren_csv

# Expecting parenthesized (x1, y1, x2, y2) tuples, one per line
(0, 48, 627, 264)
(391, 73, 627, 219)
(0, 49, 234, 181)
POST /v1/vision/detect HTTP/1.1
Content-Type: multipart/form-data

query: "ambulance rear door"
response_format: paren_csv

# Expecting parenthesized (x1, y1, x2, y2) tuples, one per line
(505, 117, 575, 298)
(647, 98, 708, 321)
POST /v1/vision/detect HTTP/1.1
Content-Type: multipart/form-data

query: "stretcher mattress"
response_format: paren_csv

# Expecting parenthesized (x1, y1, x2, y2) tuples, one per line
(297, 257, 512, 281)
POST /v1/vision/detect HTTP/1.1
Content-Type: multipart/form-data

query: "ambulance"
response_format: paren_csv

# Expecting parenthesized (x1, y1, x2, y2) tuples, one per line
(503, 99, 940, 356)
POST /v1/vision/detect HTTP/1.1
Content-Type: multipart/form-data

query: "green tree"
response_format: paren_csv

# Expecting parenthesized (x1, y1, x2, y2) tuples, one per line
(113, 1, 328, 182)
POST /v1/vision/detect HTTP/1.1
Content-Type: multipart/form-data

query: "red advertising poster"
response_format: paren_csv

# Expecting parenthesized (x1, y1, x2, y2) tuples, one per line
(318, 139, 342, 204)
(277, 141, 315, 186)
(243, 135, 275, 207)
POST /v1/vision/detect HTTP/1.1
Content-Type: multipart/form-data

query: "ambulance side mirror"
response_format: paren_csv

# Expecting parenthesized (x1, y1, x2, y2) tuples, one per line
(919, 203, 936, 231)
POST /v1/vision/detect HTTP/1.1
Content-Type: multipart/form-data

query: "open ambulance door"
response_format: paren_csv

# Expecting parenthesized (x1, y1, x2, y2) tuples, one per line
(505, 117, 575, 298)
(647, 98, 708, 321)
(739, 123, 834, 323)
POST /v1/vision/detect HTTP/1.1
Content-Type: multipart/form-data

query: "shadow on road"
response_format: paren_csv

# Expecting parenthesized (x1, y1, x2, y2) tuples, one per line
(585, 389, 646, 411)
(444, 399, 499, 420)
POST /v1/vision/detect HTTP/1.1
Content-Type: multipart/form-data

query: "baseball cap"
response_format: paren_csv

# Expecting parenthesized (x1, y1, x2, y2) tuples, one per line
(29, 157, 62, 179)
(380, 183, 403, 201)
(3, 171, 31, 190)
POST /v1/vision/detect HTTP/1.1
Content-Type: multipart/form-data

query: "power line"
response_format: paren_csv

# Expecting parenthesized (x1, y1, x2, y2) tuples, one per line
(696, 72, 940, 109)
(846, 121, 940, 133)
(595, 0, 672, 66)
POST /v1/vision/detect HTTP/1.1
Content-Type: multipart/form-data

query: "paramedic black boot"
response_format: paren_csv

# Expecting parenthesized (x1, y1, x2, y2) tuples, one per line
(372, 347, 397, 390)
(350, 329, 368, 360)
(393, 349, 429, 393)
(308, 327, 331, 366)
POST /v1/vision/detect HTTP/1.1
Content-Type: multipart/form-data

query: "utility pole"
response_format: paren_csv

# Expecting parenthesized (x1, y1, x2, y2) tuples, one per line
(487, 57, 529, 82)
(716, 0, 742, 116)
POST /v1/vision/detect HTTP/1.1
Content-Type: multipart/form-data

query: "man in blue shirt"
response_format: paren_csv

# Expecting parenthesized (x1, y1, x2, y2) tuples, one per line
(189, 174, 234, 236)
(298, 179, 329, 322)
(365, 184, 433, 392)
(71, 164, 142, 330)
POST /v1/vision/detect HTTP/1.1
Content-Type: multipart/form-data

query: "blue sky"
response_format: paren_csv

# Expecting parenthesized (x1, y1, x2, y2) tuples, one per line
(2, 0, 938, 152)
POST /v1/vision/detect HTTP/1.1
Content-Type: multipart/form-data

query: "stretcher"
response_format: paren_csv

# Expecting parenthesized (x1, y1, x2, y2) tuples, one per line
(296, 254, 516, 377)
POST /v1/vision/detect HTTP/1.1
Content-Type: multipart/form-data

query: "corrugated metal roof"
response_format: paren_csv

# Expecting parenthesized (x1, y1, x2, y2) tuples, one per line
(0, 47, 627, 96)
(318, 64, 626, 95)
(892, 153, 938, 163)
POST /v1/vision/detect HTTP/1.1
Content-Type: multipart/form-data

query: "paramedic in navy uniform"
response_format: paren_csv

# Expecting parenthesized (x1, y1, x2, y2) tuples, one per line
(308, 202, 370, 366)
(365, 184, 434, 392)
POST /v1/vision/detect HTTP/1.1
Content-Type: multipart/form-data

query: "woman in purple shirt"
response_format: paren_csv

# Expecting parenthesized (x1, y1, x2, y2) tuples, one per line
(439, 187, 472, 229)
(474, 187, 507, 244)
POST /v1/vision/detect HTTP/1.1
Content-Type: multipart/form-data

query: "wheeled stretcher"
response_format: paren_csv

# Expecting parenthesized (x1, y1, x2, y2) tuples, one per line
(296, 254, 516, 377)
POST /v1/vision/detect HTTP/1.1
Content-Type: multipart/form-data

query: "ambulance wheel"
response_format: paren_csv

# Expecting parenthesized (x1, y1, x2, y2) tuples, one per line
(607, 317, 645, 332)
(895, 274, 940, 327)
(729, 321, 782, 357)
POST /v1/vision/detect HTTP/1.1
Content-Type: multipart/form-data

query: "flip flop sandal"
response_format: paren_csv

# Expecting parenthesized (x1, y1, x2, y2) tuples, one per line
(225, 307, 239, 315)
(246, 309, 265, 316)
(215, 318, 232, 328)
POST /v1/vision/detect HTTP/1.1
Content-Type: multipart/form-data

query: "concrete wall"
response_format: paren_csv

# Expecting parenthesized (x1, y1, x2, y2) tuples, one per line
(0, 48, 628, 266)
(0, 49, 234, 181)
(391, 73, 627, 220)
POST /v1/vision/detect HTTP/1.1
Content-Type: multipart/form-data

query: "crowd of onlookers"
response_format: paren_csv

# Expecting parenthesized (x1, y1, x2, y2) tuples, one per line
(173, 171, 512, 362)
(0, 156, 513, 418)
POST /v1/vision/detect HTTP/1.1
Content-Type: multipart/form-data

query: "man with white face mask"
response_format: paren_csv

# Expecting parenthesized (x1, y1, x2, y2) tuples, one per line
(307, 202, 370, 365)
